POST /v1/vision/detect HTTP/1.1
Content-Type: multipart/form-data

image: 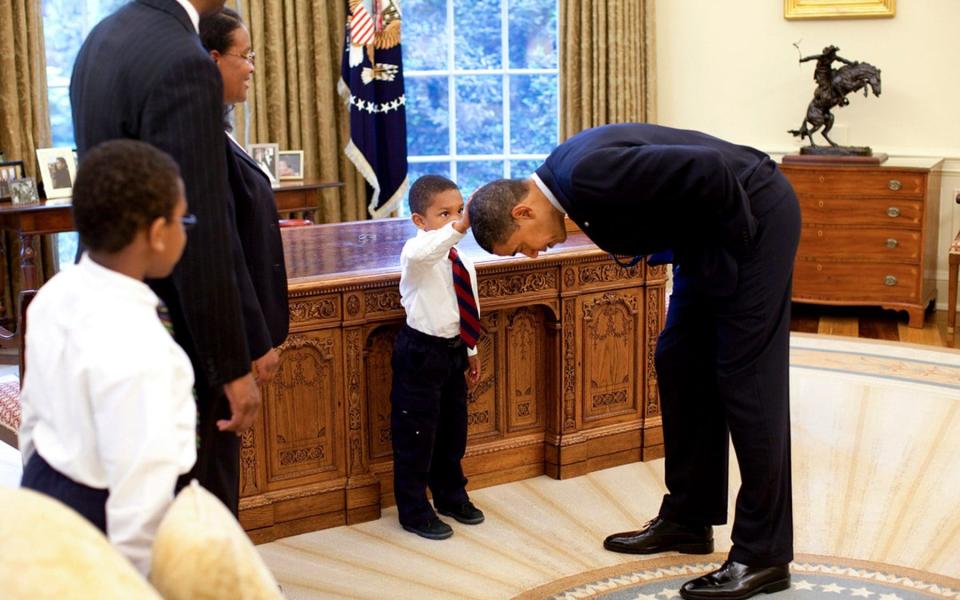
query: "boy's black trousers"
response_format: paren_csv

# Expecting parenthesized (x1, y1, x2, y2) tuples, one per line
(390, 324, 470, 526)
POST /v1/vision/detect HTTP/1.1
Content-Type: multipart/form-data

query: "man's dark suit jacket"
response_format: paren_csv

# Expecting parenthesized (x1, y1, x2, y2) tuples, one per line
(70, 0, 250, 389)
(536, 123, 781, 296)
(226, 138, 289, 356)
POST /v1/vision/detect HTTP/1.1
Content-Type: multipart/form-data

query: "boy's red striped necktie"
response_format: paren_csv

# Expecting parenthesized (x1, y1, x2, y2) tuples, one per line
(448, 247, 479, 349)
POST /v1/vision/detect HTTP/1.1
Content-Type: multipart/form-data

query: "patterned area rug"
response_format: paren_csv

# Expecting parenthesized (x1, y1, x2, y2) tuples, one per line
(518, 553, 960, 600)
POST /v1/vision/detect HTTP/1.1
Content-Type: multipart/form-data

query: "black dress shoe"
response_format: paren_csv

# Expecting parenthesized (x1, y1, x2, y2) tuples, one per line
(603, 517, 713, 555)
(437, 500, 485, 524)
(402, 517, 454, 540)
(680, 560, 790, 600)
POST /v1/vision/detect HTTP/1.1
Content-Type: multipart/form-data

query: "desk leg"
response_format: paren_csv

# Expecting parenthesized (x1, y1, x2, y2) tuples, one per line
(948, 254, 959, 338)
(0, 236, 6, 322)
(19, 233, 38, 293)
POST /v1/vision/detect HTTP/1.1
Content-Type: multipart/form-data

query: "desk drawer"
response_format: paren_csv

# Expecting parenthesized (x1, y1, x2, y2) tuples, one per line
(784, 169, 926, 198)
(792, 261, 920, 303)
(798, 196, 923, 228)
(797, 227, 921, 262)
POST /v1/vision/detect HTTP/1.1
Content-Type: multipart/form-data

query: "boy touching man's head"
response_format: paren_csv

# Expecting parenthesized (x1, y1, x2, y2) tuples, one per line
(390, 174, 485, 540)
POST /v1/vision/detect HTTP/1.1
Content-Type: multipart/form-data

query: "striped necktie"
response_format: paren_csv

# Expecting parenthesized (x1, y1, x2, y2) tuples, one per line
(157, 300, 175, 337)
(449, 247, 479, 349)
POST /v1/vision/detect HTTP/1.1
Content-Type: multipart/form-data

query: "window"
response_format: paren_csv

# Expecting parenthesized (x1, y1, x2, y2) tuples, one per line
(403, 0, 559, 214)
(42, 0, 128, 266)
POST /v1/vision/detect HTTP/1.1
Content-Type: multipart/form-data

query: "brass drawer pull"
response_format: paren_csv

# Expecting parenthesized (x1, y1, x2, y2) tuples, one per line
(884, 275, 897, 286)
(885, 238, 899, 248)
(887, 207, 901, 218)
(888, 179, 902, 191)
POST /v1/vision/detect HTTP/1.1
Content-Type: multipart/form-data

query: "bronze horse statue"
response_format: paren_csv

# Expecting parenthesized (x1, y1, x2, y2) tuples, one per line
(789, 61, 882, 147)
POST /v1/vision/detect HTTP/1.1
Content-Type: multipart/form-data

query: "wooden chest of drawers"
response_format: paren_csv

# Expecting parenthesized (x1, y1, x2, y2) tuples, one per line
(780, 158, 942, 327)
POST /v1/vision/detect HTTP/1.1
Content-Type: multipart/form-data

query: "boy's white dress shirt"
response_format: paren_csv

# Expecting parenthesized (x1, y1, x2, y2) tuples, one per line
(18, 254, 196, 575)
(399, 222, 481, 356)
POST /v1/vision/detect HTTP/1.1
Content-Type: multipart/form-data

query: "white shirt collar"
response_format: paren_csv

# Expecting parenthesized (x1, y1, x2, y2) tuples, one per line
(530, 173, 565, 215)
(79, 253, 161, 307)
(174, 0, 200, 33)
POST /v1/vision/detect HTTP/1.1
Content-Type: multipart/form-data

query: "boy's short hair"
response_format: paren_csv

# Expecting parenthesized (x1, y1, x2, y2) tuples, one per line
(73, 139, 182, 253)
(408, 175, 459, 216)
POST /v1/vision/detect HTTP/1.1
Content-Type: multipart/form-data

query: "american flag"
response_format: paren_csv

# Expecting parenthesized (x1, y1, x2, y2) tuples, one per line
(338, 0, 408, 218)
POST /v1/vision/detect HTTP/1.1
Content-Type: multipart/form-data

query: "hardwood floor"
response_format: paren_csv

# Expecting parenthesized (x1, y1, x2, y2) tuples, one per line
(790, 303, 956, 349)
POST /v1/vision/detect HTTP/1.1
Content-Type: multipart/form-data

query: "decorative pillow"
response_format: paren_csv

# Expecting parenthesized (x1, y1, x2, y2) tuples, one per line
(0, 378, 21, 432)
(150, 480, 283, 600)
(0, 487, 160, 599)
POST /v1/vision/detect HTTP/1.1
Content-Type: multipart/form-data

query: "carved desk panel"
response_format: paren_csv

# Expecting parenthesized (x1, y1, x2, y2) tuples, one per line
(240, 218, 667, 542)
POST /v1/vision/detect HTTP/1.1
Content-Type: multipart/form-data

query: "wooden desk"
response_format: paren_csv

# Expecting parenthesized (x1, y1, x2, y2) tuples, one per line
(240, 219, 667, 542)
(0, 178, 343, 367)
(0, 178, 342, 314)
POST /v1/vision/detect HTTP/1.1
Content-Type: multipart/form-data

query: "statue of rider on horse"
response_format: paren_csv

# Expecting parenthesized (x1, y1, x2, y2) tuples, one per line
(788, 45, 882, 154)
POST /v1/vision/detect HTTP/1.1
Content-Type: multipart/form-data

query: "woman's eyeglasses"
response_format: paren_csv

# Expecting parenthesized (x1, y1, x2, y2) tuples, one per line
(223, 50, 255, 66)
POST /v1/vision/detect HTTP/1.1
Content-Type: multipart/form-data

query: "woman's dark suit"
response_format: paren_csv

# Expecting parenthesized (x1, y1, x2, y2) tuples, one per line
(226, 136, 289, 357)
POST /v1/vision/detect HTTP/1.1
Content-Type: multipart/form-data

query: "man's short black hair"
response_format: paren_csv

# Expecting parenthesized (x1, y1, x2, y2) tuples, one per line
(467, 178, 529, 252)
(408, 174, 459, 215)
(73, 139, 182, 253)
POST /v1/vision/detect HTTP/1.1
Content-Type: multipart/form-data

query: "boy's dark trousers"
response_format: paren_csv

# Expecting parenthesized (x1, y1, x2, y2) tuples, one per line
(391, 324, 470, 527)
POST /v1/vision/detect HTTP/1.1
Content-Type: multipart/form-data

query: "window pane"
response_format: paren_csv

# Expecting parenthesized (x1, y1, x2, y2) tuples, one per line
(403, 0, 447, 70)
(48, 86, 75, 148)
(456, 161, 504, 197)
(406, 76, 449, 156)
(510, 74, 557, 154)
(400, 161, 452, 216)
(509, 159, 544, 179)
(56, 232, 79, 270)
(509, 0, 558, 69)
(455, 75, 502, 155)
(455, 0, 501, 69)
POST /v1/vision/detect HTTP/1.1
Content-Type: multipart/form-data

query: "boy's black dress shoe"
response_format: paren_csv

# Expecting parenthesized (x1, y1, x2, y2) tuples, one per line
(680, 560, 790, 600)
(437, 500, 485, 524)
(603, 517, 713, 554)
(402, 517, 454, 540)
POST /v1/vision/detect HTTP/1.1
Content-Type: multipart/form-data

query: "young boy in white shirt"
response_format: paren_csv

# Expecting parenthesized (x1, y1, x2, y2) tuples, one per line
(19, 139, 197, 575)
(392, 175, 484, 540)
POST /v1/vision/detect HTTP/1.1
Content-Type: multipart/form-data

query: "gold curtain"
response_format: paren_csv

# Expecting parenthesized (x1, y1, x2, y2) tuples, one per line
(0, 0, 55, 327)
(559, 0, 657, 140)
(238, 0, 366, 223)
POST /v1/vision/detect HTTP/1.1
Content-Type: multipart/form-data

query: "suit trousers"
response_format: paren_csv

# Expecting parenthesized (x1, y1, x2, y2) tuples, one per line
(655, 174, 801, 567)
(390, 325, 470, 526)
(191, 386, 241, 516)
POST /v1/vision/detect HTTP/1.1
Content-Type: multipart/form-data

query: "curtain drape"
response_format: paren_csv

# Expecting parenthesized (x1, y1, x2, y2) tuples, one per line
(238, 1, 366, 223)
(559, 0, 657, 140)
(0, 0, 56, 329)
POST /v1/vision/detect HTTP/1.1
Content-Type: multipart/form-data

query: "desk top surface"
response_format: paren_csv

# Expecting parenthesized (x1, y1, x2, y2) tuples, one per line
(282, 218, 608, 285)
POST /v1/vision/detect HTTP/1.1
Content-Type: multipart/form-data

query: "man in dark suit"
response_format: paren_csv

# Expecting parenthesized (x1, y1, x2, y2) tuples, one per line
(469, 123, 801, 600)
(70, 0, 261, 515)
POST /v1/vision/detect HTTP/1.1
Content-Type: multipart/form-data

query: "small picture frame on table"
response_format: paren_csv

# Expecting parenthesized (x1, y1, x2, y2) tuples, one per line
(277, 150, 304, 180)
(10, 177, 40, 205)
(0, 160, 26, 201)
(36, 147, 77, 199)
(247, 143, 279, 183)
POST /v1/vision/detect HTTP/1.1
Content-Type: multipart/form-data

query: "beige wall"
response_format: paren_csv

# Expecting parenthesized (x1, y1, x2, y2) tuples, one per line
(655, 0, 960, 308)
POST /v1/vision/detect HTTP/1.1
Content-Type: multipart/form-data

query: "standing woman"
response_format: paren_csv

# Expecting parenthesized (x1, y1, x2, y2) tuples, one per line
(200, 8, 288, 388)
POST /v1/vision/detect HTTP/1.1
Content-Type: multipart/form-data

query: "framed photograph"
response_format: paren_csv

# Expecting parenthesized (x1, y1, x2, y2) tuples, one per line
(35, 147, 78, 199)
(10, 177, 39, 205)
(784, 0, 895, 20)
(247, 143, 280, 184)
(0, 160, 26, 201)
(277, 150, 304, 180)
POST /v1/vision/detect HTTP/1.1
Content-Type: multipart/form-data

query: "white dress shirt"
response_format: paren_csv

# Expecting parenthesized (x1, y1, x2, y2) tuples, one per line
(18, 254, 196, 575)
(399, 222, 481, 356)
(173, 0, 200, 33)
